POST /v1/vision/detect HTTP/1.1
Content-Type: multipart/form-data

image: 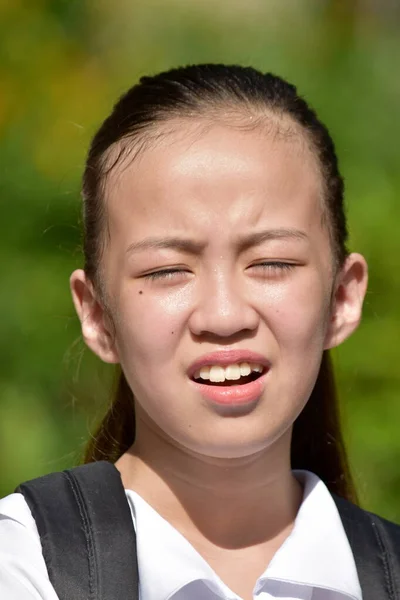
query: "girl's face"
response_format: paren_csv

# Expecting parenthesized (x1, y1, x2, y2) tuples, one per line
(72, 120, 366, 460)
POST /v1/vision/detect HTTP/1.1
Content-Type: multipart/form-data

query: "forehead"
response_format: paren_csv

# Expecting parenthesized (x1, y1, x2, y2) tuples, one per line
(104, 119, 325, 247)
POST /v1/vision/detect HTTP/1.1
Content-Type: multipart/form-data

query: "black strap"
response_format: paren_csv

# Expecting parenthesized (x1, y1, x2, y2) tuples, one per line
(334, 494, 400, 600)
(17, 461, 139, 600)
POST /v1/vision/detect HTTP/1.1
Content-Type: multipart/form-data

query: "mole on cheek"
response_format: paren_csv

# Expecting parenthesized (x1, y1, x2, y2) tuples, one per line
(138, 290, 143, 295)
(171, 330, 174, 335)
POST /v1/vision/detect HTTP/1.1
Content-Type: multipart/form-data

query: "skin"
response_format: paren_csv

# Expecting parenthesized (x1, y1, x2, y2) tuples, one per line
(71, 118, 368, 599)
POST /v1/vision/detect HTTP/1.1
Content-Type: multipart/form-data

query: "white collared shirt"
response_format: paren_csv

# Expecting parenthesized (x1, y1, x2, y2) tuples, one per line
(0, 471, 362, 599)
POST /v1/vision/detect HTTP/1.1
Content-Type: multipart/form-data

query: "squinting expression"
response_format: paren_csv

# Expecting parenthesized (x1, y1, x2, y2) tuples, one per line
(102, 120, 336, 459)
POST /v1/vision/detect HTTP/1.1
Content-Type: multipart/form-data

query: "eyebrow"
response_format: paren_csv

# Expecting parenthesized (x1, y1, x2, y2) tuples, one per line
(125, 228, 308, 257)
(237, 228, 308, 252)
(125, 237, 205, 256)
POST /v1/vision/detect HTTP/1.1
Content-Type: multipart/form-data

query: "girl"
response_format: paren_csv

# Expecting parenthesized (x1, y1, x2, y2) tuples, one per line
(0, 64, 396, 600)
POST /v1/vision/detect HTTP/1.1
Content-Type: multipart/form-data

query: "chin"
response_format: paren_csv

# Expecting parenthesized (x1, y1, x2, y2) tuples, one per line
(181, 426, 290, 461)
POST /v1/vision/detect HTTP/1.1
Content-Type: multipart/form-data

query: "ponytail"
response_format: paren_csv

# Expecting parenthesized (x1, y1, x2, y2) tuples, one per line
(84, 350, 357, 504)
(83, 368, 135, 464)
(291, 350, 358, 503)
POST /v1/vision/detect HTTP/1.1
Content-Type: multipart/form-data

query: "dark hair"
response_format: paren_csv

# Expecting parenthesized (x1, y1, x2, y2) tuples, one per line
(81, 64, 356, 503)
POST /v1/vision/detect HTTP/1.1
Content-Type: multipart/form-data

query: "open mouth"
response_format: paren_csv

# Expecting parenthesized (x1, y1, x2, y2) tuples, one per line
(194, 372, 264, 387)
(192, 363, 266, 386)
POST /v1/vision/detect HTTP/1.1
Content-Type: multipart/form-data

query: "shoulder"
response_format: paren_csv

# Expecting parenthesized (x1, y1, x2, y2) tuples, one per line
(333, 492, 400, 592)
(333, 493, 400, 536)
(0, 491, 39, 534)
(0, 493, 59, 599)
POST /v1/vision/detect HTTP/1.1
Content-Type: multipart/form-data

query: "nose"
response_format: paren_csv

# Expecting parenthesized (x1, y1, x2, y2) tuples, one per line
(188, 269, 259, 339)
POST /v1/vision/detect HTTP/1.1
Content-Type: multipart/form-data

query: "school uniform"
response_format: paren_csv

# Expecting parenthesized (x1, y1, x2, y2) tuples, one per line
(0, 470, 368, 600)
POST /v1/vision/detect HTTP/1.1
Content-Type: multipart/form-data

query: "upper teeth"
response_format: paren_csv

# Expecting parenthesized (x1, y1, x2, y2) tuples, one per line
(194, 362, 263, 383)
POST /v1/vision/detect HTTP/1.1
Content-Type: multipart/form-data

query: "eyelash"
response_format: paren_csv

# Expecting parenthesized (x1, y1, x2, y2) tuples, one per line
(144, 268, 188, 281)
(143, 262, 296, 281)
(252, 261, 296, 273)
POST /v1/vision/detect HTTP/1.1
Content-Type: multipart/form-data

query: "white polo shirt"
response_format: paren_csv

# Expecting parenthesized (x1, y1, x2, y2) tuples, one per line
(0, 470, 362, 599)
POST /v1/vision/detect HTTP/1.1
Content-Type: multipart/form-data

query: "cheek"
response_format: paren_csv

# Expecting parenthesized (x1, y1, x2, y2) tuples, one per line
(113, 285, 192, 366)
(261, 273, 331, 352)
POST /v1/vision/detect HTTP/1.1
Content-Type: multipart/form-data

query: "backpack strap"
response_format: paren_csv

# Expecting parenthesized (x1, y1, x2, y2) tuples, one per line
(333, 494, 400, 600)
(16, 461, 139, 600)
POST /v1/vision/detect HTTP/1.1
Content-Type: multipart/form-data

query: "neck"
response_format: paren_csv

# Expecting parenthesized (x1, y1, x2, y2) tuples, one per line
(117, 418, 302, 550)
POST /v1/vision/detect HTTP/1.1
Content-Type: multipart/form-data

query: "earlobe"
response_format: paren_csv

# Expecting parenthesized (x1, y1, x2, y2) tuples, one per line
(69, 269, 120, 364)
(324, 253, 368, 350)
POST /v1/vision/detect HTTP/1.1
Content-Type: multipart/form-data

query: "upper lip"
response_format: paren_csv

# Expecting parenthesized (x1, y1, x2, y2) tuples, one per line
(187, 349, 270, 378)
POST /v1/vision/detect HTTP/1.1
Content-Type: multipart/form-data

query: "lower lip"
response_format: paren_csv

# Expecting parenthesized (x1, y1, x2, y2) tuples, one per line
(192, 372, 267, 406)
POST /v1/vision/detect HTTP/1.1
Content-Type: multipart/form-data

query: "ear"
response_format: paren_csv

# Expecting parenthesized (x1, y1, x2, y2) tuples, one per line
(70, 269, 119, 364)
(324, 253, 368, 350)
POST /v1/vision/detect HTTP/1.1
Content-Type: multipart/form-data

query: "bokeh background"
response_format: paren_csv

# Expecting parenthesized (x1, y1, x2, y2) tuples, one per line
(1, 0, 399, 519)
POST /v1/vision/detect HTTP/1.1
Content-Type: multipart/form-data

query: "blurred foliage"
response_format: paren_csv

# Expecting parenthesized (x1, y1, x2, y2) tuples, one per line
(0, 0, 399, 520)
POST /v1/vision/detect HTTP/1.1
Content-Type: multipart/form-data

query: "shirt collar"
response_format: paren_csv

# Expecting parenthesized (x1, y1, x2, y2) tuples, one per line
(126, 470, 362, 600)
(127, 491, 235, 600)
(262, 470, 362, 599)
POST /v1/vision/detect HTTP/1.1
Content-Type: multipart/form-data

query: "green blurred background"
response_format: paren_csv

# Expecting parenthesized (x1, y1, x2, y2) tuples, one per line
(1, 0, 399, 519)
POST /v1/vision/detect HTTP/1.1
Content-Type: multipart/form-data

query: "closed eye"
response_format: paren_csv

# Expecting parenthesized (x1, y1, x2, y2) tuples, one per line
(249, 261, 297, 274)
(142, 268, 190, 281)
